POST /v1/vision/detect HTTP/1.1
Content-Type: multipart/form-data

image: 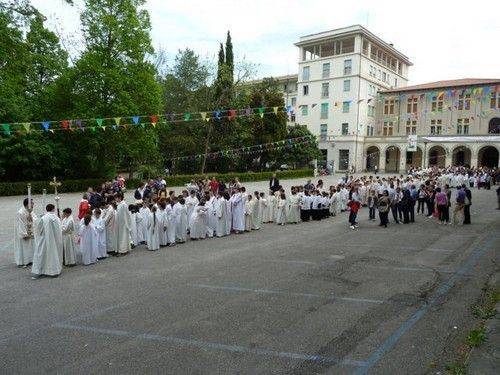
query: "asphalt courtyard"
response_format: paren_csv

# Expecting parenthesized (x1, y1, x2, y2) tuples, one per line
(0, 176, 498, 374)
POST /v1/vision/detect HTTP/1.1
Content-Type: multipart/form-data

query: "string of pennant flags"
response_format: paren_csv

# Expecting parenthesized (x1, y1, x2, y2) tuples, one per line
(168, 136, 315, 162)
(0, 105, 295, 136)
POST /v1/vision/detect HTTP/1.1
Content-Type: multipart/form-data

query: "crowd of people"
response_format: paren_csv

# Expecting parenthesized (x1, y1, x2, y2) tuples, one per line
(13, 166, 498, 279)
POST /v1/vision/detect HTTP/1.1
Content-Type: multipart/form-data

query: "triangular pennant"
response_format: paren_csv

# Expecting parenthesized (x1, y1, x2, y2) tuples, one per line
(75, 119, 83, 129)
(150, 115, 158, 125)
(90, 127, 96, 133)
(228, 109, 237, 120)
(184, 113, 191, 121)
(61, 120, 70, 130)
(42, 121, 50, 131)
(273, 106, 278, 115)
(258, 107, 265, 118)
(114, 117, 121, 126)
(112, 125, 117, 130)
(22, 123, 31, 133)
(151, 123, 157, 128)
(214, 110, 221, 120)
(132, 116, 140, 125)
(96, 118, 104, 127)
(102, 126, 106, 131)
(245, 107, 252, 116)
(200, 112, 207, 121)
(49, 129, 55, 134)
(2, 124, 11, 136)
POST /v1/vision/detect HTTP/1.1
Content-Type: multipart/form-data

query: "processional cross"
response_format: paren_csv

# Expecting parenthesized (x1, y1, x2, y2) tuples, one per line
(50, 176, 62, 216)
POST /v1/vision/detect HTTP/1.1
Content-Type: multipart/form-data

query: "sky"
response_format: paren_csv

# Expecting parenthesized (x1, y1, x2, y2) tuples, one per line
(31, 0, 500, 85)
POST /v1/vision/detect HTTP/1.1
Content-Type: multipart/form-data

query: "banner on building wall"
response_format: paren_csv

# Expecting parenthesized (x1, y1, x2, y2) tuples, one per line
(407, 135, 418, 152)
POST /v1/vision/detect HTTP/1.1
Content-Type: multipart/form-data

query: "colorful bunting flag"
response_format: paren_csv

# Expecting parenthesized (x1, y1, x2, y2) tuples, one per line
(22, 123, 31, 133)
(258, 107, 264, 118)
(184, 113, 191, 121)
(132, 116, 140, 125)
(273, 106, 278, 115)
(200, 112, 207, 121)
(2, 124, 11, 136)
(114, 117, 121, 126)
(42, 121, 50, 132)
(96, 118, 104, 127)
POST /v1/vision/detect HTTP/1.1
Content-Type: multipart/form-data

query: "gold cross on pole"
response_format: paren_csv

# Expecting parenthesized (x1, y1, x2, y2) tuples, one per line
(49, 176, 61, 196)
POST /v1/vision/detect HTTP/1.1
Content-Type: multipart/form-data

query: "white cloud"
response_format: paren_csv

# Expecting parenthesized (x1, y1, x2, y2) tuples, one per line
(31, 0, 500, 84)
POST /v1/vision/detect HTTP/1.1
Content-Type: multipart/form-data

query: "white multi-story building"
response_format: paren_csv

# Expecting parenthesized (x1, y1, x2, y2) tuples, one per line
(294, 25, 412, 171)
(261, 25, 499, 171)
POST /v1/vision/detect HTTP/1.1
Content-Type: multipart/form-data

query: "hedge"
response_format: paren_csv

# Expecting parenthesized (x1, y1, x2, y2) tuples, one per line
(0, 169, 313, 197)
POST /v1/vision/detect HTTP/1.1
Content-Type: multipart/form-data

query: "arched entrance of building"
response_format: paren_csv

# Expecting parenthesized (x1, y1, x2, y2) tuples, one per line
(365, 146, 380, 171)
(385, 146, 400, 173)
(478, 146, 499, 168)
(406, 146, 423, 169)
(488, 117, 500, 134)
(452, 146, 471, 167)
(428, 145, 446, 167)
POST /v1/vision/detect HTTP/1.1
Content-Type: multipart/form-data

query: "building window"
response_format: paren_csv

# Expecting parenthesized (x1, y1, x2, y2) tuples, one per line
(362, 39, 369, 55)
(382, 71, 387, 82)
(383, 121, 393, 136)
(394, 78, 398, 87)
(366, 125, 374, 136)
(302, 85, 309, 96)
(320, 123, 327, 140)
(301, 105, 308, 116)
(342, 101, 350, 113)
(406, 120, 417, 135)
(430, 119, 442, 135)
(344, 59, 352, 75)
(458, 93, 471, 110)
(457, 118, 470, 134)
(341, 123, 349, 135)
(431, 96, 443, 112)
(369, 65, 376, 77)
(384, 99, 395, 115)
(321, 82, 329, 98)
(343, 79, 351, 92)
(322, 63, 330, 78)
(491, 92, 500, 109)
(291, 97, 296, 107)
(406, 97, 418, 113)
(320, 103, 329, 119)
(368, 105, 375, 117)
(302, 66, 310, 81)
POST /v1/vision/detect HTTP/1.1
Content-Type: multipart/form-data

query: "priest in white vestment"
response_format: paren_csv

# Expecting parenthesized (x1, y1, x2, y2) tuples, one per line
(115, 193, 131, 254)
(31, 204, 63, 278)
(185, 192, 199, 230)
(146, 207, 161, 251)
(251, 192, 261, 230)
(215, 194, 226, 237)
(174, 199, 187, 243)
(231, 190, 245, 233)
(14, 198, 37, 267)
(102, 202, 117, 254)
(61, 208, 77, 266)
(190, 203, 208, 240)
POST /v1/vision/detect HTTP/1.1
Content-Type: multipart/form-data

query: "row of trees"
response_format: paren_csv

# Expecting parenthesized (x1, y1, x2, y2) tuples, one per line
(0, 0, 319, 182)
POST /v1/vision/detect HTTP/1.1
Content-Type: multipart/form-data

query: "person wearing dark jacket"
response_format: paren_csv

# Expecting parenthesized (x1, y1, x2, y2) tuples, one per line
(463, 184, 472, 224)
(400, 189, 411, 224)
(269, 173, 280, 193)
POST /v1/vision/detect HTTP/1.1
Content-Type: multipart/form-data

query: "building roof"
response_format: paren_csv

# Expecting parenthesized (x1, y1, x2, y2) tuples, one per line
(295, 24, 412, 65)
(241, 74, 298, 86)
(381, 78, 500, 94)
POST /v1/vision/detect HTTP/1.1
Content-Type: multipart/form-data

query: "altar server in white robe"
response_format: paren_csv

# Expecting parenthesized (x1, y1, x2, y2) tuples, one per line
(174, 198, 187, 243)
(14, 198, 37, 267)
(166, 199, 177, 246)
(135, 203, 145, 244)
(259, 192, 270, 223)
(207, 193, 217, 237)
(102, 201, 117, 255)
(244, 194, 255, 232)
(287, 189, 301, 224)
(329, 189, 339, 216)
(92, 208, 107, 259)
(146, 206, 161, 251)
(61, 208, 77, 266)
(190, 202, 208, 240)
(252, 191, 261, 230)
(231, 189, 245, 233)
(275, 193, 287, 225)
(340, 186, 349, 212)
(266, 191, 275, 223)
(185, 191, 199, 230)
(215, 192, 226, 237)
(224, 192, 232, 235)
(79, 214, 98, 265)
(128, 205, 140, 248)
(157, 201, 169, 247)
(31, 204, 63, 278)
(139, 202, 150, 244)
(115, 193, 131, 255)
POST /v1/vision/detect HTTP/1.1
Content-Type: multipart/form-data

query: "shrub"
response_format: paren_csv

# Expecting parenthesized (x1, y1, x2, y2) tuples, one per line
(0, 169, 313, 196)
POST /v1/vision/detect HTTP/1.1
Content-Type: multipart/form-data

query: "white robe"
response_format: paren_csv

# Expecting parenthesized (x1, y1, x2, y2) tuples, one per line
(79, 221, 98, 265)
(14, 207, 37, 266)
(224, 199, 232, 236)
(174, 203, 187, 242)
(158, 208, 168, 246)
(136, 210, 145, 244)
(207, 197, 218, 236)
(103, 207, 117, 254)
(276, 198, 287, 225)
(190, 205, 208, 239)
(287, 194, 301, 223)
(260, 198, 270, 223)
(245, 199, 254, 231)
(92, 216, 107, 258)
(266, 195, 275, 223)
(146, 212, 161, 251)
(139, 206, 150, 243)
(165, 205, 177, 244)
(115, 201, 131, 254)
(32, 212, 63, 276)
(215, 197, 226, 237)
(252, 198, 261, 230)
(61, 216, 78, 265)
(330, 192, 339, 215)
(185, 196, 199, 229)
(231, 193, 245, 231)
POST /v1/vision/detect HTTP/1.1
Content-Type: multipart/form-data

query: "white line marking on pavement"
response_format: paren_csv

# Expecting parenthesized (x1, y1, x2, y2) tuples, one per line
(191, 284, 384, 304)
